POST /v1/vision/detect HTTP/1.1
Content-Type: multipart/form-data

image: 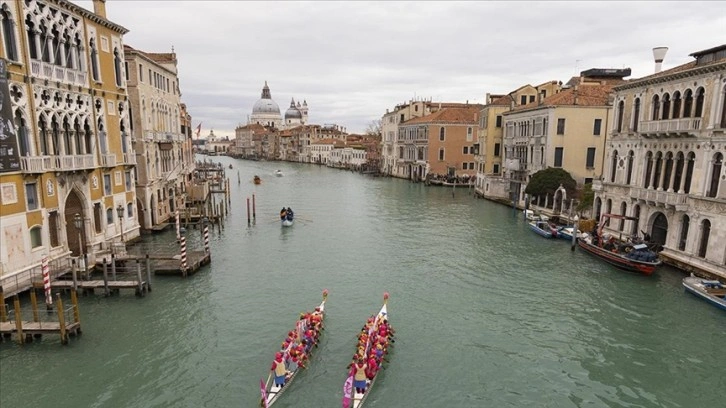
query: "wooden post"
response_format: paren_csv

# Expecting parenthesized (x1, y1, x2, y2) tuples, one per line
(70, 289, 80, 327)
(252, 193, 256, 220)
(13, 295, 23, 344)
(55, 294, 67, 345)
(0, 286, 6, 322)
(247, 197, 251, 225)
(111, 253, 117, 281)
(71, 258, 78, 292)
(145, 254, 152, 293)
(30, 289, 39, 322)
(102, 258, 110, 297)
(135, 260, 143, 297)
(83, 253, 90, 280)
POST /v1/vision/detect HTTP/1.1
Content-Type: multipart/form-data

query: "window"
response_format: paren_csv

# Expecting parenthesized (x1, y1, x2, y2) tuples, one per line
(1, 8, 18, 61)
(463, 146, 469, 154)
(679, 215, 690, 251)
(469, 162, 474, 170)
(633, 98, 641, 131)
(584, 177, 593, 184)
(495, 116, 502, 128)
(556, 118, 565, 135)
(103, 174, 112, 195)
(106, 208, 114, 225)
(554, 147, 563, 167)
(139, 64, 143, 82)
(520, 95, 527, 105)
(493, 164, 500, 174)
(127, 202, 133, 218)
(694, 87, 705, 117)
(125, 171, 132, 191)
(90, 38, 100, 82)
(610, 150, 619, 182)
(48, 211, 59, 247)
(698, 219, 711, 258)
(494, 143, 501, 157)
(438, 148, 444, 161)
(593, 119, 602, 136)
(439, 127, 445, 141)
(529, 95, 535, 103)
(94, 203, 102, 233)
(124, 61, 129, 81)
(466, 127, 473, 141)
(586, 147, 596, 169)
(399, 114, 404, 122)
(30, 226, 42, 248)
(25, 182, 38, 210)
(651, 95, 660, 120)
(707, 153, 722, 198)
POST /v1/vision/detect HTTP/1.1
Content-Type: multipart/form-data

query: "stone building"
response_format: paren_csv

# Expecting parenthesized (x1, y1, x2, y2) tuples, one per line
(0, 0, 139, 291)
(594, 45, 726, 278)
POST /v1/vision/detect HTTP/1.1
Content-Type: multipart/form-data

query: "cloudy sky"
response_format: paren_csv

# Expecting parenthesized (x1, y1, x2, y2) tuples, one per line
(76, 1, 724, 137)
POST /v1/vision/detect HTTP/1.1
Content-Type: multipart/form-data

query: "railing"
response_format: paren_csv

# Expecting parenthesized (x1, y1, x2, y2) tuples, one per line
(20, 156, 59, 173)
(58, 154, 95, 171)
(28, 59, 87, 87)
(631, 187, 688, 208)
(54, 66, 65, 81)
(640, 118, 702, 134)
(101, 154, 117, 167)
(124, 152, 137, 165)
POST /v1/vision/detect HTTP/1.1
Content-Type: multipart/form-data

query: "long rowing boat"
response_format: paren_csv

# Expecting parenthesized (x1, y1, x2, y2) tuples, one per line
(342, 293, 392, 408)
(261, 290, 328, 407)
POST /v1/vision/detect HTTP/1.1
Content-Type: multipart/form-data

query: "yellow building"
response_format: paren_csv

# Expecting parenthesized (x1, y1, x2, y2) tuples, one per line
(0, 0, 138, 294)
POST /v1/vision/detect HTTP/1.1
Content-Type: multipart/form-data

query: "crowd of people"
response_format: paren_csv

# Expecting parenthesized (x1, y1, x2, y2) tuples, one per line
(269, 306, 324, 388)
(347, 314, 395, 395)
(425, 173, 474, 185)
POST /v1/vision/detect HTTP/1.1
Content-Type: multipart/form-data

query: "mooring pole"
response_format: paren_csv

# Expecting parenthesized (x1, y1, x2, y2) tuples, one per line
(247, 198, 251, 225)
(102, 258, 110, 297)
(252, 194, 256, 220)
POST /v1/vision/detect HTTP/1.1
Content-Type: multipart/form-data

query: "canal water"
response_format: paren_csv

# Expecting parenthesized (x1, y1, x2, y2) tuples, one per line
(1, 156, 724, 408)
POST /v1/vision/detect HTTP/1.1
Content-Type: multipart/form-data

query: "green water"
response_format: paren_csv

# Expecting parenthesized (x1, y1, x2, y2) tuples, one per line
(1, 157, 724, 408)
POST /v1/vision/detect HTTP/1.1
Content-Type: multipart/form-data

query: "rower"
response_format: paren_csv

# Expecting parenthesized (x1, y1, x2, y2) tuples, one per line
(270, 352, 287, 388)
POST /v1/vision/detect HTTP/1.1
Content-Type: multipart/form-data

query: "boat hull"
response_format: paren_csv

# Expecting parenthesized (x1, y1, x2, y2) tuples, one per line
(528, 221, 555, 238)
(682, 277, 726, 311)
(577, 240, 659, 276)
(351, 303, 389, 408)
(281, 219, 293, 227)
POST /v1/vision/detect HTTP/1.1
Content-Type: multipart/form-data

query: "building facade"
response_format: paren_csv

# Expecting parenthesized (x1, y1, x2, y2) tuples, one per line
(594, 45, 726, 278)
(0, 0, 139, 291)
(124, 44, 191, 230)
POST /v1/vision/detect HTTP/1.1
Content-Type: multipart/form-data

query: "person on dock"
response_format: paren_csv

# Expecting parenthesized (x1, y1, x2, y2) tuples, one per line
(271, 352, 288, 388)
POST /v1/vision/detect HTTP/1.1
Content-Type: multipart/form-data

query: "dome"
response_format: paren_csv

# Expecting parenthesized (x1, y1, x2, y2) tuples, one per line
(253, 98, 280, 114)
(285, 98, 302, 119)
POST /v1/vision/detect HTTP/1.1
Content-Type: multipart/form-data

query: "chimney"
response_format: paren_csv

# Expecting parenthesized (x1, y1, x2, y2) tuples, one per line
(653, 47, 668, 73)
(93, 0, 107, 18)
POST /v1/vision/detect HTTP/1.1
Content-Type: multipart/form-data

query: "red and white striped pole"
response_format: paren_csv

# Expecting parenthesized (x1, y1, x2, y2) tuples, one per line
(42, 256, 52, 306)
(203, 225, 209, 254)
(180, 236, 187, 272)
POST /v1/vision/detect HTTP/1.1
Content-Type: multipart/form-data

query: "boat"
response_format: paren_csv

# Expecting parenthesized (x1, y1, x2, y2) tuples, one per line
(228, 164, 233, 169)
(342, 293, 392, 408)
(275, 169, 283, 177)
(254, 175, 262, 185)
(577, 213, 661, 276)
(261, 290, 328, 407)
(524, 209, 549, 222)
(280, 207, 294, 227)
(528, 220, 558, 238)
(557, 226, 586, 241)
(682, 275, 726, 311)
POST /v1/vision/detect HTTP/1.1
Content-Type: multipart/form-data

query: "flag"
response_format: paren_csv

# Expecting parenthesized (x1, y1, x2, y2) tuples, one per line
(341, 374, 353, 408)
(195, 123, 202, 138)
(260, 379, 269, 408)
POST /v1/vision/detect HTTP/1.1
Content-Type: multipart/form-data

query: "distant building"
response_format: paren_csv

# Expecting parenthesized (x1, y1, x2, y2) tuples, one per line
(248, 81, 308, 129)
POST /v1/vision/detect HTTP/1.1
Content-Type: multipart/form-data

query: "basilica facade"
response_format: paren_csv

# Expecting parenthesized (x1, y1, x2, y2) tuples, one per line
(249, 81, 308, 130)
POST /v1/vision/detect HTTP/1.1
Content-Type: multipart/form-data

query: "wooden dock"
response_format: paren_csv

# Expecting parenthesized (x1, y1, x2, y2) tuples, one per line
(0, 289, 82, 345)
(154, 250, 210, 277)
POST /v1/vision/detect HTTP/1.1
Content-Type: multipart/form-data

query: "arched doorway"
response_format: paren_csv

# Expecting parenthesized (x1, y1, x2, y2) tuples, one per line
(64, 189, 86, 257)
(651, 212, 668, 246)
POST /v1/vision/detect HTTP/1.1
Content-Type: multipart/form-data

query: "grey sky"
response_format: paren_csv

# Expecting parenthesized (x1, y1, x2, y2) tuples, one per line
(76, 1, 725, 137)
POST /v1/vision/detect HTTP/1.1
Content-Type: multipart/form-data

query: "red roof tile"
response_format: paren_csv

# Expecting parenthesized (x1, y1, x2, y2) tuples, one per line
(404, 106, 482, 125)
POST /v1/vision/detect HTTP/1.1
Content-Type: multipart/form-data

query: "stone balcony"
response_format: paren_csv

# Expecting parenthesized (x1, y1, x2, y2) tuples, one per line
(124, 152, 137, 165)
(639, 118, 702, 138)
(59, 154, 95, 171)
(101, 154, 117, 168)
(30, 60, 87, 87)
(20, 156, 59, 173)
(629, 186, 688, 211)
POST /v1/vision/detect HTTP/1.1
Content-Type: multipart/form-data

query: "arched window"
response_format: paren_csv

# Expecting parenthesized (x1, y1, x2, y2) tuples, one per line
(672, 91, 682, 119)
(652, 152, 663, 189)
(662, 93, 671, 120)
(698, 219, 711, 258)
(626, 150, 634, 185)
(90, 38, 99, 81)
(106, 208, 114, 225)
(594, 197, 602, 221)
(694, 87, 705, 117)
(439, 127, 445, 141)
(14, 109, 30, 156)
(51, 26, 62, 66)
(663, 152, 674, 191)
(29, 225, 43, 248)
(438, 148, 444, 161)
(62, 117, 72, 154)
(678, 215, 689, 251)
(633, 98, 641, 131)
(707, 152, 722, 198)
(39, 23, 50, 63)
(610, 150, 618, 182)
(683, 89, 693, 118)
(605, 199, 612, 226)
(25, 16, 38, 59)
(643, 151, 653, 188)
(651, 95, 660, 120)
(631, 204, 641, 236)
(51, 116, 60, 155)
(616, 100, 625, 132)
(84, 119, 93, 155)
(673, 152, 684, 192)
(113, 48, 122, 87)
(684, 152, 695, 194)
(720, 85, 726, 129)
(63, 30, 72, 68)
(619, 201, 627, 231)
(1, 7, 18, 61)
(127, 202, 133, 218)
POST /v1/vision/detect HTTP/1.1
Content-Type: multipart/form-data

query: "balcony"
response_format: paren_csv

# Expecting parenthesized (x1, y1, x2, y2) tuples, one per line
(30, 60, 88, 87)
(59, 154, 95, 171)
(20, 156, 59, 173)
(630, 186, 688, 211)
(101, 154, 117, 168)
(123, 152, 137, 165)
(639, 118, 702, 138)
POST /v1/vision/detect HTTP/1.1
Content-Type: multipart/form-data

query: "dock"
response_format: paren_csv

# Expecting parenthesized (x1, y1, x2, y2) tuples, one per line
(0, 288, 82, 345)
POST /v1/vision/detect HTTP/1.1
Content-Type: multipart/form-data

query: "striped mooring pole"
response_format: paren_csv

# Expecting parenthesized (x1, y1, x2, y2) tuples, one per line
(203, 225, 210, 254)
(180, 236, 188, 272)
(42, 256, 53, 307)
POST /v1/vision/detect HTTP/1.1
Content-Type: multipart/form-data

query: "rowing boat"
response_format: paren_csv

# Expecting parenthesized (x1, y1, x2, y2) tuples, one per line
(261, 290, 328, 407)
(342, 293, 392, 408)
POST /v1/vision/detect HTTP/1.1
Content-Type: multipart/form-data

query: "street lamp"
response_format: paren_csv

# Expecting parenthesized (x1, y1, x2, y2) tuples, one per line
(73, 213, 83, 257)
(116, 204, 125, 243)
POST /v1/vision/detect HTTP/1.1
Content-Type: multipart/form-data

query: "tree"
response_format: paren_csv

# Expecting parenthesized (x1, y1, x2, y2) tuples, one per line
(365, 119, 382, 138)
(576, 182, 594, 214)
(524, 167, 577, 201)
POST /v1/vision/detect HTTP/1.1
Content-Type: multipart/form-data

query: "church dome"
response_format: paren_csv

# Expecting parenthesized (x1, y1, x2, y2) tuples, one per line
(252, 81, 281, 114)
(285, 98, 302, 119)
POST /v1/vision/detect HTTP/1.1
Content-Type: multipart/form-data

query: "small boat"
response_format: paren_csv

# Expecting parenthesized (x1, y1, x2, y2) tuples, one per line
(228, 164, 233, 169)
(577, 214, 661, 276)
(557, 226, 584, 241)
(262, 290, 328, 406)
(342, 293, 392, 408)
(254, 175, 262, 185)
(529, 220, 558, 238)
(280, 207, 294, 227)
(682, 275, 726, 311)
(524, 209, 549, 222)
(275, 170, 283, 177)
